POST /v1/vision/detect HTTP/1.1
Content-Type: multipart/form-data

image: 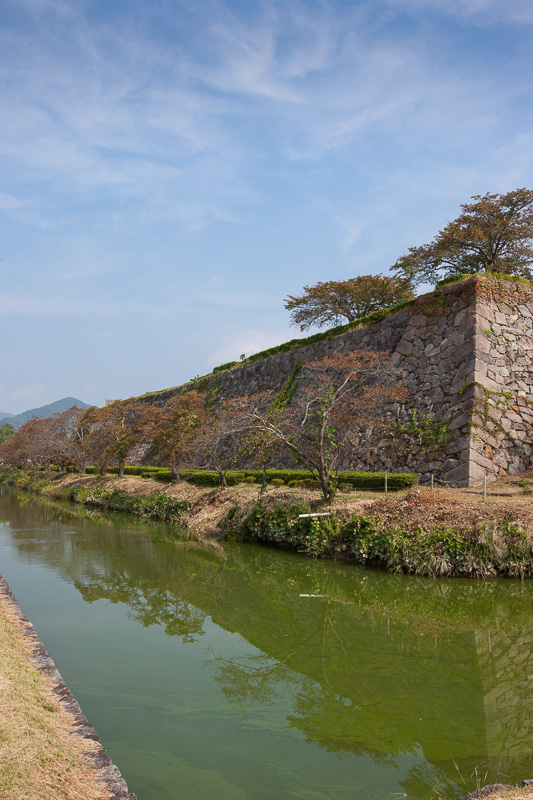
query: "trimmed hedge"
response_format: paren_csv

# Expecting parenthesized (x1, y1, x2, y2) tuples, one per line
(85, 465, 417, 490)
(243, 469, 417, 490)
(336, 471, 418, 489)
(182, 470, 247, 487)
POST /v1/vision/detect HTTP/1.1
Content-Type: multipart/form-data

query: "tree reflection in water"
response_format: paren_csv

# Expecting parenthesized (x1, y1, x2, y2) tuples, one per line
(2, 488, 533, 798)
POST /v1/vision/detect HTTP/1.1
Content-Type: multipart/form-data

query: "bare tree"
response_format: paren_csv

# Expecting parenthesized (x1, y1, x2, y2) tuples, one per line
(246, 351, 406, 501)
(197, 401, 251, 488)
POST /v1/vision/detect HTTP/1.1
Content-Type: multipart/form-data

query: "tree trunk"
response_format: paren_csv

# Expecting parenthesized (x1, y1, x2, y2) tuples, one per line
(170, 464, 181, 481)
(318, 464, 332, 503)
(118, 460, 125, 478)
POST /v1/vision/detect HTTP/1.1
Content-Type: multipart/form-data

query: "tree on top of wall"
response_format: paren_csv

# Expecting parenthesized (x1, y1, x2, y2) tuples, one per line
(391, 188, 533, 288)
(284, 275, 414, 331)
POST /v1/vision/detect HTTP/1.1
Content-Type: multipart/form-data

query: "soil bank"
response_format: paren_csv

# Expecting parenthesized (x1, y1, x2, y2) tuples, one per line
(0, 573, 136, 800)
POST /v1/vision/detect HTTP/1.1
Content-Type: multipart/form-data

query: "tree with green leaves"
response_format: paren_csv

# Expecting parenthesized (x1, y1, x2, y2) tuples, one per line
(391, 188, 533, 287)
(150, 391, 206, 480)
(0, 422, 14, 446)
(77, 401, 153, 477)
(284, 274, 414, 331)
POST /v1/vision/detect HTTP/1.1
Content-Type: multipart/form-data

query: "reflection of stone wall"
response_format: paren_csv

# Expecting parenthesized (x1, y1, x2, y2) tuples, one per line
(147, 276, 533, 486)
(476, 630, 533, 769)
(5, 493, 533, 789)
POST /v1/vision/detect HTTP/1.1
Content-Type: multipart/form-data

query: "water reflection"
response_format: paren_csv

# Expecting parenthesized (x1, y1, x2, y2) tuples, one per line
(1, 488, 532, 798)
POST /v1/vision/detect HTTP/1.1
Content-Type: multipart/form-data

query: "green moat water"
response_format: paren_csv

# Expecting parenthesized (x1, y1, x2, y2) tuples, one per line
(0, 487, 532, 800)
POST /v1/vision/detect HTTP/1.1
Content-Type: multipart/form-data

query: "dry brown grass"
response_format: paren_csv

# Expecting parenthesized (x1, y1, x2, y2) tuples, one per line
(47, 470, 533, 539)
(457, 788, 533, 800)
(0, 597, 109, 800)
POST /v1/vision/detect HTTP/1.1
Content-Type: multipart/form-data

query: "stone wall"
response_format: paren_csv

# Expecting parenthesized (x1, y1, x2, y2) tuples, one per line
(466, 279, 533, 483)
(146, 276, 533, 486)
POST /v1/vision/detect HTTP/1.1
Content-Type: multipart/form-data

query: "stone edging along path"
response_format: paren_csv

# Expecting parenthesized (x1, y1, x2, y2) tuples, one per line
(0, 573, 137, 800)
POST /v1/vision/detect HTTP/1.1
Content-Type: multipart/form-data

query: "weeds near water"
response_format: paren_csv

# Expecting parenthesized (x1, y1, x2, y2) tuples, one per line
(69, 485, 189, 523)
(223, 500, 533, 577)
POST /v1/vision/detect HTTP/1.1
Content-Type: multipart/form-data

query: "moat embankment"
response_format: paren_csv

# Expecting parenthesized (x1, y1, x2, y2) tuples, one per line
(0, 572, 136, 800)
(4, 468, 533, 577)
(1, 485, 533, 799)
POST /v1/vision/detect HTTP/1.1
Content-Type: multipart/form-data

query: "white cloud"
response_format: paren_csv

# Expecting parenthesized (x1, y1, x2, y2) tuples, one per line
(0, 0, 530, 236)
(0, 193, 22, 211)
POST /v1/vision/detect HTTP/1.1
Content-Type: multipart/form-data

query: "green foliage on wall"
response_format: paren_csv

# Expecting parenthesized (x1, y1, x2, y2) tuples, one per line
(392, 411, 454, 449)
(269, 361, 302, 412)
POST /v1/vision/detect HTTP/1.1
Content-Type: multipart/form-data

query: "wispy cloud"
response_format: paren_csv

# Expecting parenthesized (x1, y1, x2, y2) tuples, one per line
(0, 193, 22, 211)
(2, 0, 526, 232)
(0, 0, 530, 411)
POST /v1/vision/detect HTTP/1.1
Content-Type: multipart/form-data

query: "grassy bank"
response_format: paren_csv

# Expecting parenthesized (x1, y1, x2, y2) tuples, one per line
(2, 467, 533, 577)
(219, 489, 533, 578)
(0, 585, 110, 800)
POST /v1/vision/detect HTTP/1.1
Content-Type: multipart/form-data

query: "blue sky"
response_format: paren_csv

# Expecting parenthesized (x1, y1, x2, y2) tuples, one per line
(1, 0, 532, 412)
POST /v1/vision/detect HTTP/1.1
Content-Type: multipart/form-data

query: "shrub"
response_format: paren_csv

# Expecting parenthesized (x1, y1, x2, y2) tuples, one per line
(435, 274, 469, 288)
(186, 471, 224, 487)
(213, 361, 239, 373)
(135, 467, 417, 490)
(70, 485, 189, 522)
(152, 470, 174, 482)
(288, 479, 320, 490)
(338, 471, 417, 490)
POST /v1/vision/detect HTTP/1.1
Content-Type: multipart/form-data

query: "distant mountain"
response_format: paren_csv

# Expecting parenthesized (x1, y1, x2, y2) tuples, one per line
(0, 412, 14, 419)
(0, 397, 91, 430)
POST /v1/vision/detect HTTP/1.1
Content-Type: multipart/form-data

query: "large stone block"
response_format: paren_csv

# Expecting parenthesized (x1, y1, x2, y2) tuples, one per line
(442, 461, 470, 484)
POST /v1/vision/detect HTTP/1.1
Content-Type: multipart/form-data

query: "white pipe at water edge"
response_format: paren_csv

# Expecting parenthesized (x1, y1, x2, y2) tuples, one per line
(298, 512, 331, 518)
